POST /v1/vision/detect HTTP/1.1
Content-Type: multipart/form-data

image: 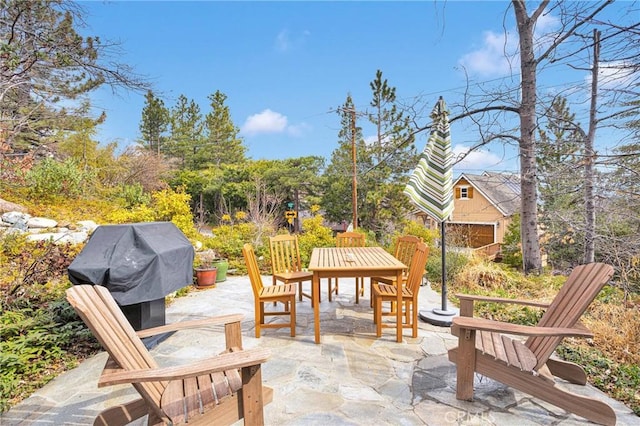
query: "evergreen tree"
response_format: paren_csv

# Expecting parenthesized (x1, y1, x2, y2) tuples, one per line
(366, 70, 417, 235)
(322, 94, 373, 228)
(202, 90, 246, 167)
(139, 90, 169, 155)
(0, 0, 146, 151)
(537, 97, 583, 267)
(168, 94, 204, 168)
(368, 69, 417, 179)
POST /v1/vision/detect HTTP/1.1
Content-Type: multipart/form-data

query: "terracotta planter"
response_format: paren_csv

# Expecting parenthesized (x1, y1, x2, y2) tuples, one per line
(195, 267, 217, 289)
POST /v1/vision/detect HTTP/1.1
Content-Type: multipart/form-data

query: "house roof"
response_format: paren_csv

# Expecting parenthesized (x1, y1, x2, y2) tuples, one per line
(456, 172, 521, 216)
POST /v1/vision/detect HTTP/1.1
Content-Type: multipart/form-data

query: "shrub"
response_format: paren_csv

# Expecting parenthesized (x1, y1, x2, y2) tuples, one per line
(298, 214, 335, 265)
(118, 183, 151, 208)
(26, 158, 94, 200)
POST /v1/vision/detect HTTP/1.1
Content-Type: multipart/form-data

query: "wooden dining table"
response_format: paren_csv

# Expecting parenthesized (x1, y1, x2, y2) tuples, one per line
(308, 246, 406, 344)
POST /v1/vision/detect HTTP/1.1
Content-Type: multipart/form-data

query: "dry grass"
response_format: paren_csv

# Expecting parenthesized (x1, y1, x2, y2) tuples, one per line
(584, 299, 640, 366)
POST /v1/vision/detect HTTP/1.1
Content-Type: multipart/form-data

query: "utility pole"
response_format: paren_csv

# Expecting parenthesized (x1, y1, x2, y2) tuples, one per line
(350, 107, 358, 229)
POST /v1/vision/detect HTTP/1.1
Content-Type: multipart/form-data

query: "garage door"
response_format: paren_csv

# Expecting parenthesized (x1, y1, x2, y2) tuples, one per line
(447, 224, 495, 248)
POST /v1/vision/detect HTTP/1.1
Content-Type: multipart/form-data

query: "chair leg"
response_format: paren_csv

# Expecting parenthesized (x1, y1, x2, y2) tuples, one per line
(298, 282, 303, 302)
(255, 300, 262, 338)
(290, 296, 296, 337)
(411, 300, 418, 338)
(375, 296, 383, 337)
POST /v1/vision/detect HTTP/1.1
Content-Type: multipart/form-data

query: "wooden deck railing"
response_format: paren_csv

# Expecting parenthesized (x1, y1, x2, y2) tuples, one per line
(472, 242, 502, 260)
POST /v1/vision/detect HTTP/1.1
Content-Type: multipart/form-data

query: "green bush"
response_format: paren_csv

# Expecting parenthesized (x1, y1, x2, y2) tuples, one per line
(298, 214, 335, 265)
(118, 183, 151, 208)
(26, 158, 94, 199)
(501, 213, 523, 268)
(0, 300, 98, 412)
(426, 248, 469, 288)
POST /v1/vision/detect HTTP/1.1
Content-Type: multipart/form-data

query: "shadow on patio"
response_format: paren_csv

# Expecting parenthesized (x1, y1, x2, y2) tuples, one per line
(2, 276, 637, 425)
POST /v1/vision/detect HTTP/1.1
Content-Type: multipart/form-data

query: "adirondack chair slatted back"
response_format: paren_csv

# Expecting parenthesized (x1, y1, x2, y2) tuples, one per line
(269, 234, 303, 275)
(526, 263, 614, 369)
(66, 285, 166, 418)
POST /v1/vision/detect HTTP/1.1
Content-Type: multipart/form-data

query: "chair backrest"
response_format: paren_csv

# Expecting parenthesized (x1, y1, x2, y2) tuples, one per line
(394, 235, 422, 270)
(66, 285, 165, 415)
(269, 234, 303, 275)
(243, 243, 265, 297)
(526, 262, 614, 369)
(336, 231, 365, 248)
(405, 242, 430, 295)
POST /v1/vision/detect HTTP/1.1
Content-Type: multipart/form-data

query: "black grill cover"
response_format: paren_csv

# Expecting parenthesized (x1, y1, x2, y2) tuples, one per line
(68, 222, 195, 306)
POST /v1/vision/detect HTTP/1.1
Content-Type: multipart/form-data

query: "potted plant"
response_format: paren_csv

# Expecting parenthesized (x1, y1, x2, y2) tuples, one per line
(194, 250, 218, 289)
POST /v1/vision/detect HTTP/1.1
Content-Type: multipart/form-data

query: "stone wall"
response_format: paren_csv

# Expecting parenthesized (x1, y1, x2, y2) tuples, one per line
(0, 211, 97, 245)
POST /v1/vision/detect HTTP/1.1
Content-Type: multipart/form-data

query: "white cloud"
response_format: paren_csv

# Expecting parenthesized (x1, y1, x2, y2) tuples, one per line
(458, 12, 560, 78)
(591, 61, 638, 90)
(452, 144, 504, 171)
(458, 30, 518, 77)
(275, 30, 291, 52)
(274, 28, 310, 52)
(241, 109, 310, 137)
(241, 109, 287, 135)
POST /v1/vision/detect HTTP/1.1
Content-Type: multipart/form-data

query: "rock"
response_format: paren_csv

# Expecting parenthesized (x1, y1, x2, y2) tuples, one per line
(26, 217, 58, 229)
(26, 231, 88, 245)
(76, 220, 98, 233)
(0, 198, 27, 213)
(2, 211, 31, 225)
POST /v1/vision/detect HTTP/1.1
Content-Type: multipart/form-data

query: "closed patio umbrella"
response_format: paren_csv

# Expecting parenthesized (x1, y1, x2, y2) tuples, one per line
(404, 96, 459, 326)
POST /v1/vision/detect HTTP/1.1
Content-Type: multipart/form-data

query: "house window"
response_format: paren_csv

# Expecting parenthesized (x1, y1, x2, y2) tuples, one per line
(456, 186, 473, 199)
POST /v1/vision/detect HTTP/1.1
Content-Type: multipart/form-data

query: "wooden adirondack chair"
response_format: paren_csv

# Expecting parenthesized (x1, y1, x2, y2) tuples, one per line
(448, 263, 616, 426)
(66, 285, 273, 426)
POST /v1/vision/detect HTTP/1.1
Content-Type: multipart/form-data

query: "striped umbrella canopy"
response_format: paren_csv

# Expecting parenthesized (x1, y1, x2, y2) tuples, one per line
(404, 96, 457, 324)
(404, 96, 454, 223)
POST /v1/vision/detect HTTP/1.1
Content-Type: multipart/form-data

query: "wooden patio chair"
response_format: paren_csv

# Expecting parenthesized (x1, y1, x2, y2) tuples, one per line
(328, 231, 366, 303)
(447, 262, 616, 426)
(372, 241, 429, 339)
(66, 284, 272, 426)
(243, 243, 297, 338)
(370, 235, 422, 308)
(269, 234, 314, 302)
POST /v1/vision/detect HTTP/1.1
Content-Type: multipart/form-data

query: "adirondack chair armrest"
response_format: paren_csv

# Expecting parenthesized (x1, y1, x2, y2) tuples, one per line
(135, 313, 245, 338)
(98, 347, 271, 387)
(453, 316, 594, 338)
(455, 293, 550, 317)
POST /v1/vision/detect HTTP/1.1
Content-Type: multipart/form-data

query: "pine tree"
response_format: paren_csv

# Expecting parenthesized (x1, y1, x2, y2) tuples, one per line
(537, 97, 583, 267)
(168, 95, 204, 168)
(139, 91, 169, 155)
(202, 90, 246, 167)
(0, 0, 146, 151)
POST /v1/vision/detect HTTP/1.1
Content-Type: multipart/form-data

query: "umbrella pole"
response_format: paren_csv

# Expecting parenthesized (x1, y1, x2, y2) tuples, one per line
(419, 220, 459, 327)
(440, 220, 448, 312)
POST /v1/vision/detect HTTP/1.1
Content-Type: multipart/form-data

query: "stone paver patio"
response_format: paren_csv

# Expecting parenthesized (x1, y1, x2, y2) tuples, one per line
(2, 275, 637, 425)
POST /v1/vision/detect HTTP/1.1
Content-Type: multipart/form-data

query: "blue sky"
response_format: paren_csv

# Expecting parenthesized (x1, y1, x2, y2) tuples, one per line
(81, 1, 630, 173)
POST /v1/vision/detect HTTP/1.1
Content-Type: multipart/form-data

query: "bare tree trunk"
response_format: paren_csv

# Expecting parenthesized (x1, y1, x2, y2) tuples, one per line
(584, 29, 600, 264)
(514, 0, 543, 273)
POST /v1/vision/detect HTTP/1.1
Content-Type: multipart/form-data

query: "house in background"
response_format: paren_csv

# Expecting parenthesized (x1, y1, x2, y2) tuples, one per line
(414, 171, 521, 249)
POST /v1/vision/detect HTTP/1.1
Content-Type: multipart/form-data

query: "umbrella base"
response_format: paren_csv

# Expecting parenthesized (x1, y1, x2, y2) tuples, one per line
(419, 307, 459, 327)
